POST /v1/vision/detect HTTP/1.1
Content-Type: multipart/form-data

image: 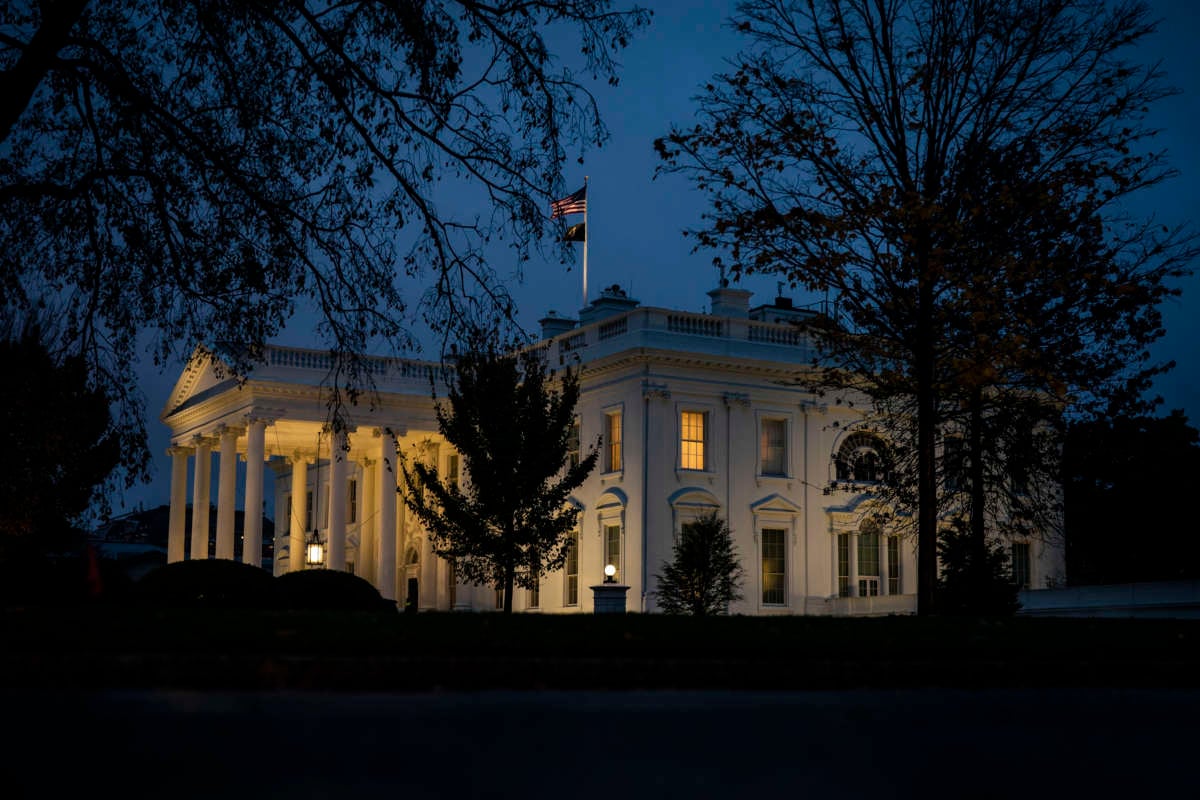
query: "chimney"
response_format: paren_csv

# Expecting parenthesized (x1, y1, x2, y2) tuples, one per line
(707, 285, 752, 318)
(579, 284, 640, 325)
(539, 310, 578, 340)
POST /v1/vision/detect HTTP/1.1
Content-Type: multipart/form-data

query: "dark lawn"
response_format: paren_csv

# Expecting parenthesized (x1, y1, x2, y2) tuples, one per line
(3, 606, 1198, 690)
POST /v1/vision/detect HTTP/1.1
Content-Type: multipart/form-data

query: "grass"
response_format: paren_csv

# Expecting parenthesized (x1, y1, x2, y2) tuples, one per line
(4, 605, 1200, 691)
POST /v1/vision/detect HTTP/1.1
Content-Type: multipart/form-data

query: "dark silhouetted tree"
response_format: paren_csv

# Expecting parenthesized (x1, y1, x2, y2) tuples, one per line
(936, 520, 1020, 616)
(1064, 410, 1200, 584)
(400, 335, 599, 613)
(0, 317, 121, 563)
(0, 0, 651, 474)
(658, 0, 1194, 613)
(653, 511, 744, 616)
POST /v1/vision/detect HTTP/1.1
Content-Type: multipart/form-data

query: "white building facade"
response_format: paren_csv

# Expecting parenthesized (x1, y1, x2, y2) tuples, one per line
(160, 283, 1064, 614)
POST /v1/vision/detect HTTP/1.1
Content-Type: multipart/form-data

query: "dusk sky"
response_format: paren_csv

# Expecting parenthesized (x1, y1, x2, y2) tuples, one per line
(120, 0, 1200, 515)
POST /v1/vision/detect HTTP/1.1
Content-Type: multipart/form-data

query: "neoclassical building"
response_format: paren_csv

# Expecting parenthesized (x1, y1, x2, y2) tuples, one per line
(160, 282, 1064, 613)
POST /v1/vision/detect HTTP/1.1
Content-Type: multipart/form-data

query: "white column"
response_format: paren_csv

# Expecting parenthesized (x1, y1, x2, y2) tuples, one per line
(359, 457, 376, 583)
(848, 532, 859, 598)
(376, 428, 398, 600)
(190, 437, 212, 560)
(242, 418, 267, 567)
(327, 428, 350, 572)
(289, 455, 308, 573)
(272, 459, 287, 577)
(215, 426, 242, 560)
(167, 446, 190, 564)
(420, 534, 436, 611)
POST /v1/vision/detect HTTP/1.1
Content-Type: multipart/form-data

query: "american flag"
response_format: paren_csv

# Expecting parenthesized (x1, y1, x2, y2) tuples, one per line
(550, 184, 587, 218)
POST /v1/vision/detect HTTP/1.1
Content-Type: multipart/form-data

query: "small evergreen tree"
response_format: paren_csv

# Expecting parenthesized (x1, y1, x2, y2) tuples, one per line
(654, 512, 744, 616)
(400, 334, 598, 614)
(935, 520, 1020, 616)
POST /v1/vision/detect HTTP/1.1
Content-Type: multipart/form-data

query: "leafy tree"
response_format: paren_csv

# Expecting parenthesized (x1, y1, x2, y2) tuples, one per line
(657, 0, 1194, 613)
(0, 0, 651, 473)
(0, 316, 121, 563)
(1064, 410, 1200, 584)
(653, 511, 744, 616)
(400, 334, 598, 613)
(935, 520, 1020, 616)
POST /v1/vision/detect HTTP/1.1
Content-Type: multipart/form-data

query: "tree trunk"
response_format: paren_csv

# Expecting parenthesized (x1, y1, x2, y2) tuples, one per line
(916, 262, 939, 616)
(503, 564, 514, 614)
(968, 385, 988, 570)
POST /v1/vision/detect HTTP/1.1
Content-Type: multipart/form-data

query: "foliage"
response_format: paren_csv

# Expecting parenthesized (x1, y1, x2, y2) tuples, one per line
(276, 569, 394, 612)
(1065, 410, 1200, 584)
(0, 317, 123, 561)
(657, 0, 1195, 613)
(133, 558, 278, 608)
(0, 0, 651, 469)
(400, 334, 599, 612)
(653, 512, 744, 616)
(935, 521, 1020, 616)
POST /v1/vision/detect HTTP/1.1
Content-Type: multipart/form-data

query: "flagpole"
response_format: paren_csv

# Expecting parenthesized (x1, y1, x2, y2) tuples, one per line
(582, 175, 589, 310)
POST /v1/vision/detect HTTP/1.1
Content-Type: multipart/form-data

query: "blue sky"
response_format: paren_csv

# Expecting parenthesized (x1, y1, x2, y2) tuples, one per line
(120, 0, 1199, 515)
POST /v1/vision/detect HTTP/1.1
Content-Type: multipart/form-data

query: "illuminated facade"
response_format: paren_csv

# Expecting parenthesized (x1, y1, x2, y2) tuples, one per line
(160, 283, 1064, 614)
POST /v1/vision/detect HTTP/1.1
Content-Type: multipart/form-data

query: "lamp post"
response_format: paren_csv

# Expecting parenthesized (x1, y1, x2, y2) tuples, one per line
(591, 563, 628, 613)
(603, 563, 617, 583)
(305, 432, 325, 568)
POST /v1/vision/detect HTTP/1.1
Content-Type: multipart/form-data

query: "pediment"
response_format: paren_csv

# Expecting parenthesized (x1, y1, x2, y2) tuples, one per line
(749, 492, 803, 516)
(160, 347, 237, 419)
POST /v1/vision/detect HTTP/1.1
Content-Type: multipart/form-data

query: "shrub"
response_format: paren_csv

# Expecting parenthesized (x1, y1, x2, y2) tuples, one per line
(275, 569, 396, 612)
(134, 559, 277, 608)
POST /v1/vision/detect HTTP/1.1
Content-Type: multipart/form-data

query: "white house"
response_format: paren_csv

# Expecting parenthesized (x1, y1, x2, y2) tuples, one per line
(160, 281, 1064, 614)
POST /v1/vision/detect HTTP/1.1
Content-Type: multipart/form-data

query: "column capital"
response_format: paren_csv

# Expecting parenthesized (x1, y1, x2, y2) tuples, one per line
(215, 424, 246, 439)
(191, 434, 218, 448)
(290, 450, 315, 465)
(244, 415, 276, 428)
(357, 456, 376, 468)
(372, 425, 407, 439)
(166, 445, 193, 457)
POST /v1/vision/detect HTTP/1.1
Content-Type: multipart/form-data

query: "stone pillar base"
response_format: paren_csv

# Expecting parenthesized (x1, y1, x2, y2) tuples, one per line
(590, 583, 630, 614)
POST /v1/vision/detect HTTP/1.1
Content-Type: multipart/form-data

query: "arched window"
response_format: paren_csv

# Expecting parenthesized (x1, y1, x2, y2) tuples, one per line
(835, 432, 889, 483)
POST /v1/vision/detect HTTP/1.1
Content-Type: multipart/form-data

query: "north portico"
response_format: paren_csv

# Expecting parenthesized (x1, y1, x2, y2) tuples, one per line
(160, 346, 460, 605)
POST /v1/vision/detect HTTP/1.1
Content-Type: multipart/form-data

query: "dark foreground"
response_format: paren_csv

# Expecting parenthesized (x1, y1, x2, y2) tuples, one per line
(4, 688, 1196, 798)
(4, 606, 1200, 690)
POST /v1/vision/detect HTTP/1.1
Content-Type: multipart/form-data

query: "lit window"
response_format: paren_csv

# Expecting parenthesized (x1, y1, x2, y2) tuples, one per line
(887, 536, 900, 595)
(605, 411, 623, 472)
(1012, 542, 1031, 589)
(760, 418, 787, 475)
(346, 479, 357, 524)
(566, 418, 580, 469)
(604, 523, 621, 582)
(681, 411, 707, 470)
(564, 531, 579, 606)
(761, 528, 786, 605)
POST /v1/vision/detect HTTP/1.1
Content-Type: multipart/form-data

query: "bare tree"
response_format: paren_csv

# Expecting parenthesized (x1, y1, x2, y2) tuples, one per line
(658, 0, 1194, 613)
(0, 0, 651, 483)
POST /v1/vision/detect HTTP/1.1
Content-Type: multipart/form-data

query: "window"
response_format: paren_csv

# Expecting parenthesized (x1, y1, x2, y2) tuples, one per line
(1012, 542, 1031, 589)
(447, 454, 459, 486)
(760, 418, 787, 476)
(835, 432, 887, 483)
(495, 588, 504, 610)
(346, 478, 357, 524)
(305, 490, 313, 530)
(887, 536, 900, 595)
(286, 494, 293, 530)
(761, 528, 786, 605)
(680, 411, 706, 470)
(564, 531, 579, 606)
(943, 436, 965, 492)
(604, 524, 622, 582)
(566, 418, 580, 469)
(605, 411, 623, 472)
(447, 559, 456, 608)
(528, 579, 540, 609)
(837, 533, 851, 597)
(858, 527, 880, 597)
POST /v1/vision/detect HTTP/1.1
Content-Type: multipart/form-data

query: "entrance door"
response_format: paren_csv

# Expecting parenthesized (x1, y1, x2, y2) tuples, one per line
(405, 577, 419, 613)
